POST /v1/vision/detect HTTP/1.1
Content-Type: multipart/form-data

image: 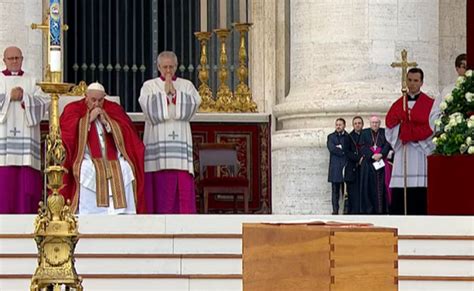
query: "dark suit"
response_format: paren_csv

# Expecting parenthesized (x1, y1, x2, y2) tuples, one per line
(343, 130, 362, 213)
(327, 131, 347, 214)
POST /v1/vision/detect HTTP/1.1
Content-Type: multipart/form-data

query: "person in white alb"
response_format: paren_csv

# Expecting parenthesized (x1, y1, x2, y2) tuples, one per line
(0, 46, 50, 214)
(139, 51, 201, 214)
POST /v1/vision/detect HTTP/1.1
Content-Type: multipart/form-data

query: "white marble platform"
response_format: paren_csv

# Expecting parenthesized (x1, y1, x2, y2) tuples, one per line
(0, 215, 473, 291)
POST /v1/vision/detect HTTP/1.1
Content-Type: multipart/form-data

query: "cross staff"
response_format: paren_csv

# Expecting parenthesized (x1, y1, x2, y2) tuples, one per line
(391, 49, 418, 110)
(391, 49, 417, 215)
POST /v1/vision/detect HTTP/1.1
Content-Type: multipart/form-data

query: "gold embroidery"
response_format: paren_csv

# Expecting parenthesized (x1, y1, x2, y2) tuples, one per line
(106, 113, 138, 206)
(92, 158, 109, 207)
(71, 113, 89, 213)
(109, 160, 126, 209)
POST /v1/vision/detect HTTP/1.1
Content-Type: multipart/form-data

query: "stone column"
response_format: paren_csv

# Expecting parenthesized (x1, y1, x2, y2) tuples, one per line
(272, 0, 440, 214)
(439, 0, 466, 90)
(0, 0, 43, 79)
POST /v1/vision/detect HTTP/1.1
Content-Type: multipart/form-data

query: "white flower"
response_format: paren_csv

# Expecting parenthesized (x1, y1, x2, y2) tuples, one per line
(434, 118, 442, 127)
(468, 120, 474, 128)
(449, 112, 463, 125)
(440, 133, 447, 140)
(439, 101, 448, 111)
(460, 144, 468, 153)
(432, 137, 438, 145)
(468, 146, 474, 155)
(466, 92, 474, 102)
(466, 137, 472, 145)
(466, 70, 473, 78)
(444, 124, 451, 132)
(470, 115, 474, 121)
(456, 76, 466, 88)
(444, 94, 453, 103)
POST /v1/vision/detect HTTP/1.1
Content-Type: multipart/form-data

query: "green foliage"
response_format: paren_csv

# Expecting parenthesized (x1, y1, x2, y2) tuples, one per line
(433, 71, 474, 155)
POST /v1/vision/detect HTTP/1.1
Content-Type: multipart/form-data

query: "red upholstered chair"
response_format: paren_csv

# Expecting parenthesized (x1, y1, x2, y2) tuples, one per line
(198, 143, 250, 214)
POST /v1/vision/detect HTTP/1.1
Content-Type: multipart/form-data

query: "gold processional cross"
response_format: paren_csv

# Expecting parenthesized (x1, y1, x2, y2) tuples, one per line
(390, 49, 418, 215)
(391, 49, 418, 110)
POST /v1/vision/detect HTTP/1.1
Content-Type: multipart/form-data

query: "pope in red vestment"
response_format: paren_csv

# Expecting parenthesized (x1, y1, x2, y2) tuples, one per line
(60, 83, 146, 214)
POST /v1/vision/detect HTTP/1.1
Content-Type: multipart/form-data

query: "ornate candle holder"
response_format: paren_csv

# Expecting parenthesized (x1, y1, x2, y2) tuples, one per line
(31, 4, 83, 287)
(233, 23, 257, 112)
(194, 31, 215, 112)
(30, 71, 82, 291)
(213, 28, 235, 112)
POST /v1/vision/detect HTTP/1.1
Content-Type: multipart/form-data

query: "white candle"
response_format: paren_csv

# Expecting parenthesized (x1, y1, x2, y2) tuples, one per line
(239, 0, 246, 23)
(200, 0, 207, 31)
(220, 0, 227, 28)
(50, 49, 61, 72)
(49, 0, 62, 72)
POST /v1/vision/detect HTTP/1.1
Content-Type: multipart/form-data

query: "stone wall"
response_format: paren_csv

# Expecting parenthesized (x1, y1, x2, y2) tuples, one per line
(0, 0, 43, 79)
(439, 0, 467, 92)
(266, 0, 452, 214)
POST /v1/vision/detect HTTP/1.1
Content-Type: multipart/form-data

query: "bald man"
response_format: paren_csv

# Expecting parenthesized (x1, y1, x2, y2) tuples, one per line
(0, 46, 50, 214)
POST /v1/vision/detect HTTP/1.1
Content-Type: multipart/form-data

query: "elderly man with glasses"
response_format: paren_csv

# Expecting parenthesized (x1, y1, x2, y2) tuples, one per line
(0, 46, 51, 214)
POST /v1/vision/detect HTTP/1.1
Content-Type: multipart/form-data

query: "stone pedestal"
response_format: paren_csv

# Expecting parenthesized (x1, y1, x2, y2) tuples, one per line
(272, 0, 440, 214)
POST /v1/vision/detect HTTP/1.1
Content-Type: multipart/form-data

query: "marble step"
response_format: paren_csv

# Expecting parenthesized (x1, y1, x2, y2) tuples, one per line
(1, 234, 472, 256)
(0, 254, 472, 276)
(0, 255, 242, 275)
(1, 275, 474, 291)
(0, 276, 243, 291)
(2, 215, 473, 236)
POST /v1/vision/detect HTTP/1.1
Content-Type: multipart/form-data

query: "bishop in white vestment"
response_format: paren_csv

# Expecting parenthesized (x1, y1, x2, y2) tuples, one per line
(0, 46, 50, 214)
(139, 51, 201, 214)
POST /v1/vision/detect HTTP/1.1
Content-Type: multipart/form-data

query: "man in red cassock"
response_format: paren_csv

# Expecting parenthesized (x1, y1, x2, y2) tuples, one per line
(60, 82, 146, 214)
(385, 68, 435, 215)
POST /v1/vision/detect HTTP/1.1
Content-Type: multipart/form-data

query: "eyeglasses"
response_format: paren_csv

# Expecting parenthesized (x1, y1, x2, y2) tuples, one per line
(5, 56, 23, 61)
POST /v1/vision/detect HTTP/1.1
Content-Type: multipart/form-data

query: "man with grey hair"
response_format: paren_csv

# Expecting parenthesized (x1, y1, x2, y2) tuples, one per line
(359, 115, 391, 214)
(0, 46, 50, 214)
(60, 82, 146, 214)
(139, 51, 201, 214)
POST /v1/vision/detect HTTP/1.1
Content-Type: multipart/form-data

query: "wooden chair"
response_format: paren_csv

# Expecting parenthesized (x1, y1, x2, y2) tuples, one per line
(198, 143, 250, 214)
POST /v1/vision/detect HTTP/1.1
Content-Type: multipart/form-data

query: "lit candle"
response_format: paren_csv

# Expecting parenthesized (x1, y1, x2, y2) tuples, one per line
(200, 0, 208, 32)
(239, 0, 247, 23)
(220, 0, 227, 28)
(49, 0, 61, 72)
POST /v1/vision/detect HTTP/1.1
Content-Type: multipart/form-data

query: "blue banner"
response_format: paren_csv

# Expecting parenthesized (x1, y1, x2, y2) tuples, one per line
(49, 0, 61, 46)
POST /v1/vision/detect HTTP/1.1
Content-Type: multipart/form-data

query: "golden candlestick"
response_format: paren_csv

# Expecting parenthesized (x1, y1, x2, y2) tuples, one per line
(233, 23, 257, 112)
(30, 6, 83, 289)
(194, 31, 215, 112)
(31, 71, 82, 291)
(214, 28, 235, 112)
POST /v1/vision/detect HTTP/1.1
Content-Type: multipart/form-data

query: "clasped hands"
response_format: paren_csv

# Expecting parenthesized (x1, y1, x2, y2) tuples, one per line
(89, 107, 108, 125)
(371, 153, 383, 161)
(10, 87, 23, 101)
(164, 74, 176, 96)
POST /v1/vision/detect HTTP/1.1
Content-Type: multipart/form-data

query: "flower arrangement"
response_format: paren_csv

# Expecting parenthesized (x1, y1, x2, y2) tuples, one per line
(433, 70, 474, 155)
